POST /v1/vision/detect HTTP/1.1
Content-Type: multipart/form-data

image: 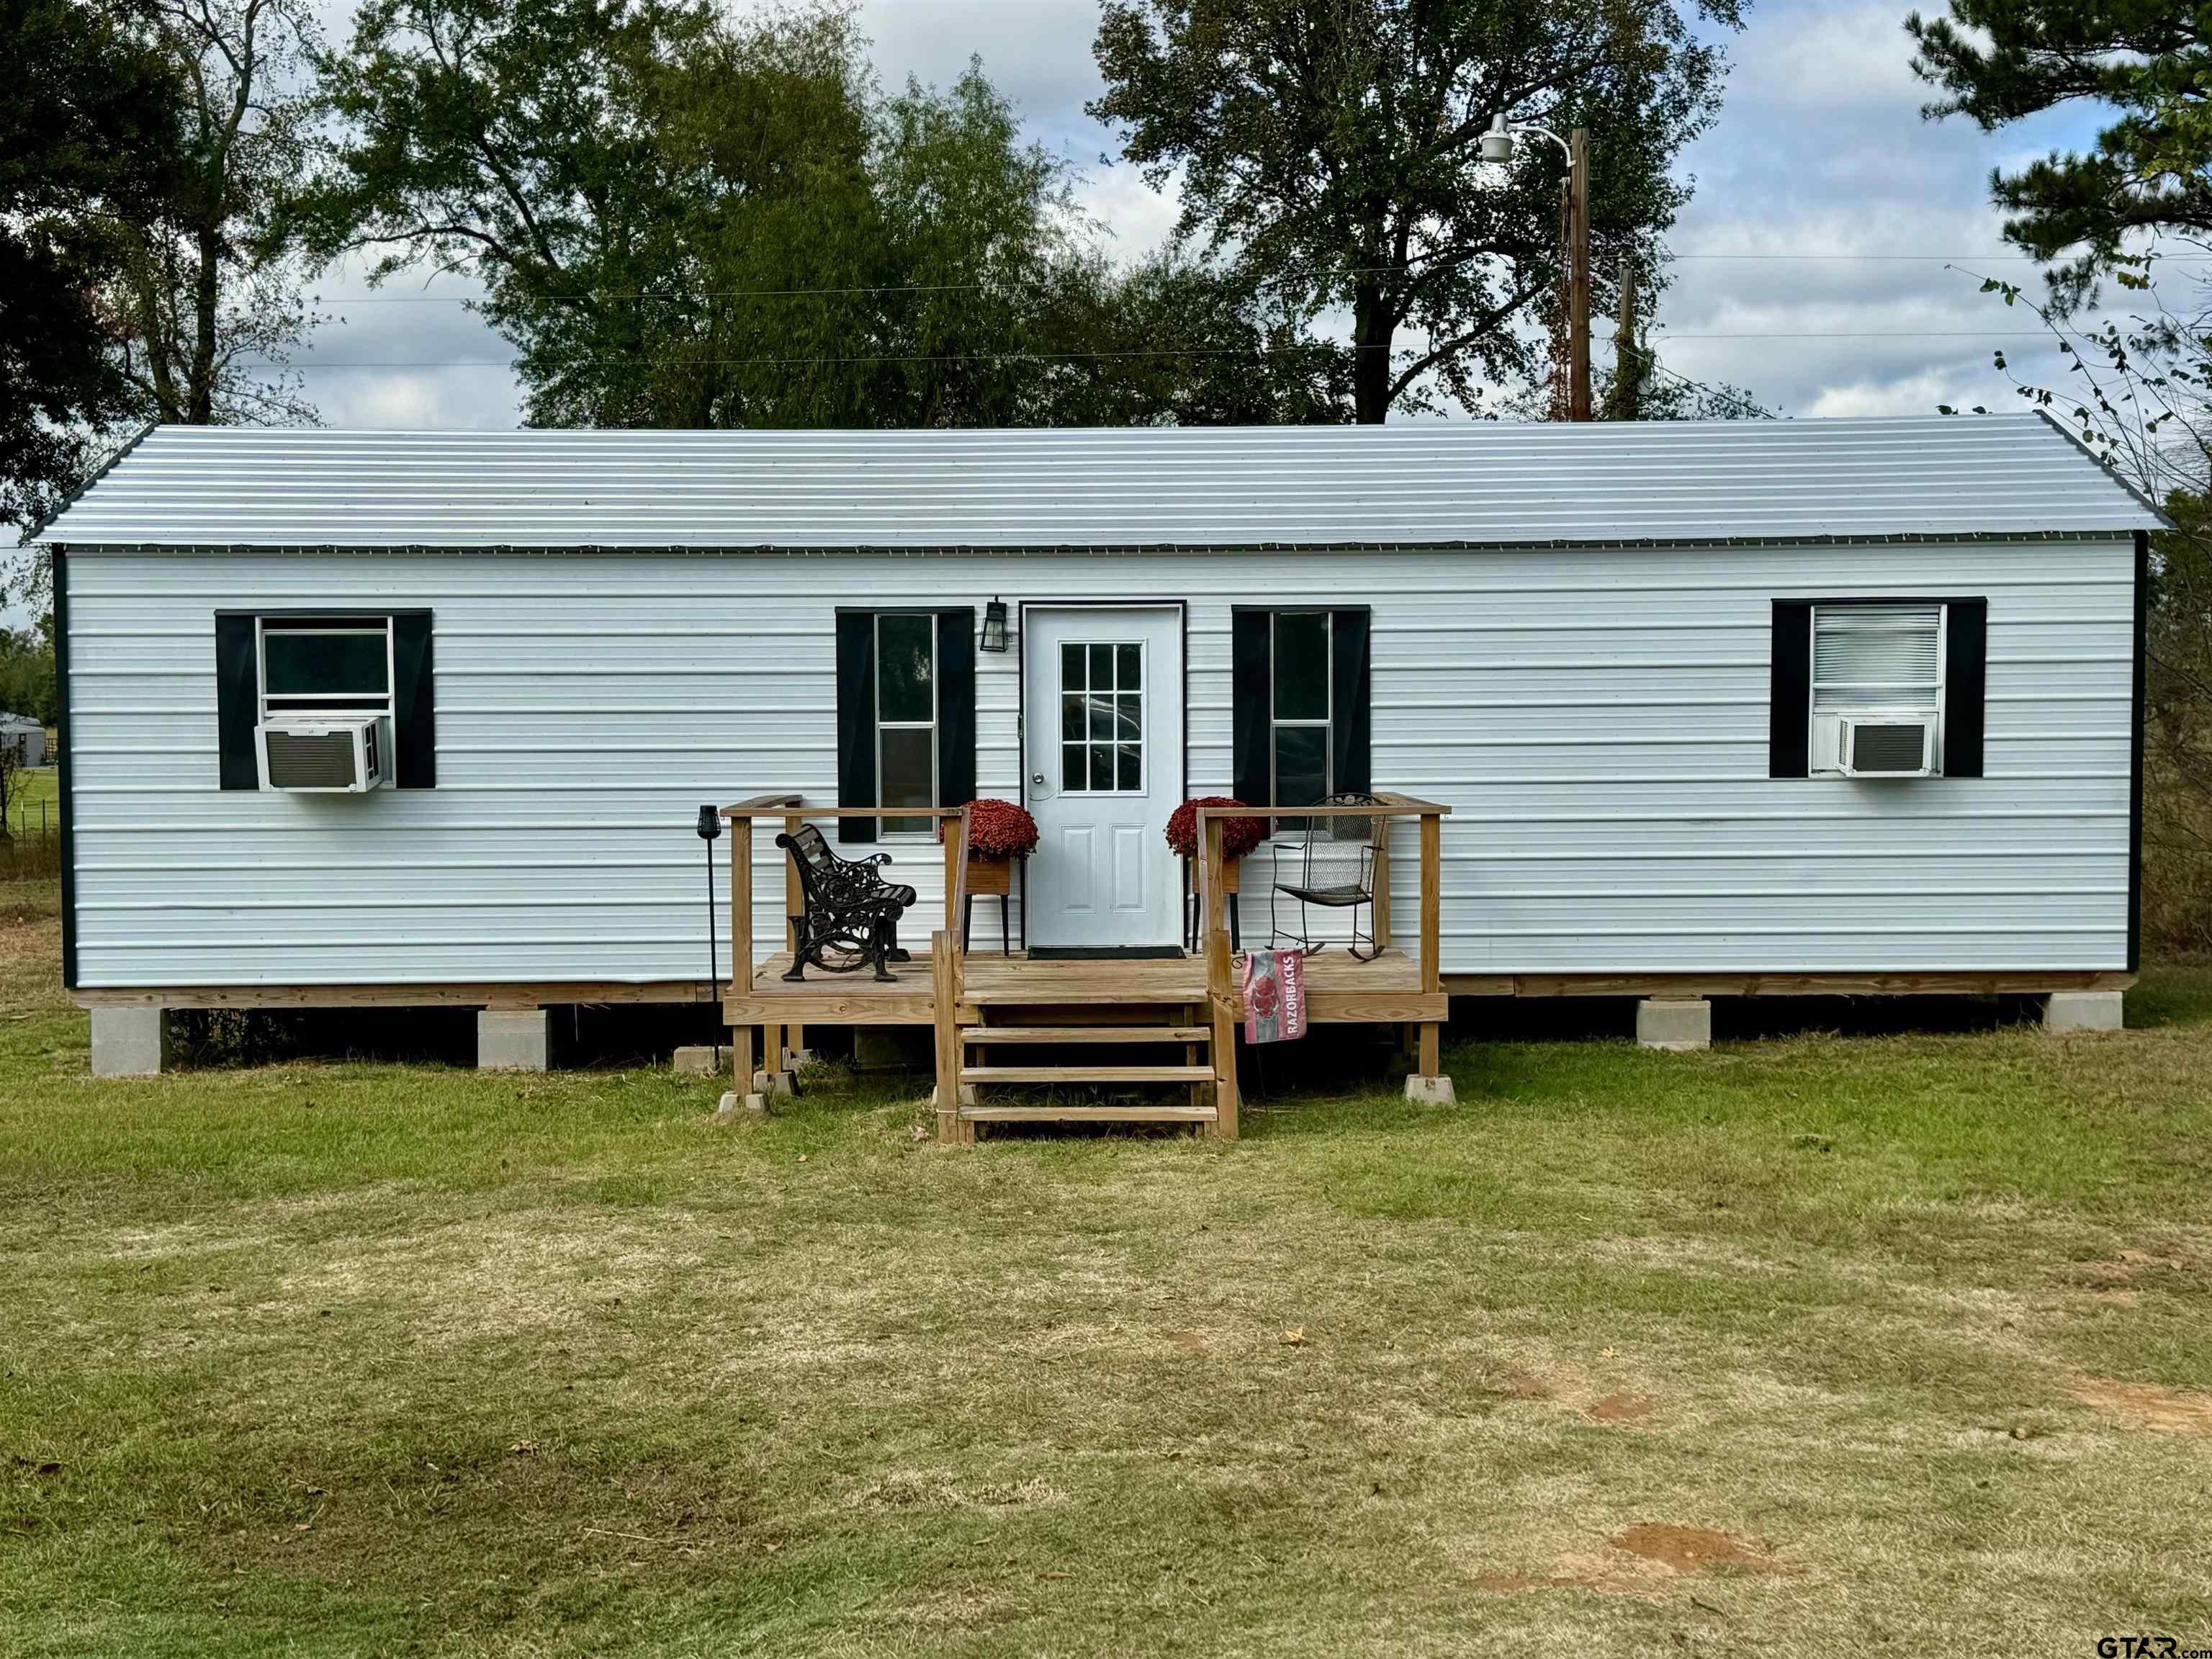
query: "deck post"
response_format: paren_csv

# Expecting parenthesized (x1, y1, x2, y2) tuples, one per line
(1203, 814, 1239, 1138)
(729, 816, 752, 1007)
(782, 814, 804, 1061)
(1408, 809, 1454, 1104)
(931, 930, 961, 1143)
(1371, 825, 1391, 951)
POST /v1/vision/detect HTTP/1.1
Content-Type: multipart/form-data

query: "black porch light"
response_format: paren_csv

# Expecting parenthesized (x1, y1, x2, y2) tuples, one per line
(981, 597, 1010, 653)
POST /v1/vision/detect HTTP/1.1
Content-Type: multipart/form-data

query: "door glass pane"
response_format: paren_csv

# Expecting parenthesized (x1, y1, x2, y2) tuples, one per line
(878, 615, 934, 722)
(1274, 724, 1327, 810)
(1089, 743, 1115, 791)
(1273, 612, 1329, 721)
(1088, 694, 1113, 740)
(1116, 643, 1141, 691)
(880, 724, 934, 834)
(1117, 744, 1140, 790)
(1114, 693, 1141, 742)
(1061, 693, 1085, 742)
(1061, 642, 1086, 691)
(1090, 643, 1115, 691)
(264, 628, 389, 699)
(1062, 742, 1086, 791)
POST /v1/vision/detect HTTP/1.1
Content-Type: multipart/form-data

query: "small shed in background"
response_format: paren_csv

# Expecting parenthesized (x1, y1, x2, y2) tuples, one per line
(0, 714, 45, 768)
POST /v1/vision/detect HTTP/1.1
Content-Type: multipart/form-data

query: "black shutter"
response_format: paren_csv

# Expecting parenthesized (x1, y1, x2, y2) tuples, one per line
(935, 608, 976, 808)
(835, 611, 877, 844)
(1231, 608, 1270, 804)
(1768, 601, 1814, 778)
(1943, 599, 1987, 779)
(391, 611, 436, 788)
(1330, 608, 1372, 795)
(215, 613, 259, 790)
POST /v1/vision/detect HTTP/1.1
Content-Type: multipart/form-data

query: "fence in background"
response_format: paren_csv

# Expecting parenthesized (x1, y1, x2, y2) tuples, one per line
(3, 767, 60, 880)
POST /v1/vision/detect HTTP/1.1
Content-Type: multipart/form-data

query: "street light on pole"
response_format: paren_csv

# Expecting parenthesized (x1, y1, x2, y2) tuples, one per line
(1482, 114, 1592, 422)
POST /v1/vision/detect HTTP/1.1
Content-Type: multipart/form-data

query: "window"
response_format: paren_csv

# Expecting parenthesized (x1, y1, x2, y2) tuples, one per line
(258, 616, 394, 719)
(1231, 607, 1370, 812)
(1271, 611, 1331, 809)
(876, 612, 937, 835)
(832, 609, 974, 845)
(217, 611, 435, 791)
(1810, 602, 1945, 775)
(1059, 639, 1143, 793)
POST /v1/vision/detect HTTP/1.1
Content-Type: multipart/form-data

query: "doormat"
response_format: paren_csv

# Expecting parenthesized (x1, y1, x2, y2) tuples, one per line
(1028, 946, 1186, 961)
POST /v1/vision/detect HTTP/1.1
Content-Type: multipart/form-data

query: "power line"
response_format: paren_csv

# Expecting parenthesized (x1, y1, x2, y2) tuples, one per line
(301, 249, 2212, 305)
(248, 328, 2074, 372)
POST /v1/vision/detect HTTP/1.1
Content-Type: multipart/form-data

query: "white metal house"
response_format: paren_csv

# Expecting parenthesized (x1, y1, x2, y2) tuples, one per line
(38, 416, 2157, 1104)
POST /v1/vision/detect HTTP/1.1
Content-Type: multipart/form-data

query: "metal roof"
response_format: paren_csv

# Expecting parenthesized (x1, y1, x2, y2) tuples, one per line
(35, 414, 2163, 549)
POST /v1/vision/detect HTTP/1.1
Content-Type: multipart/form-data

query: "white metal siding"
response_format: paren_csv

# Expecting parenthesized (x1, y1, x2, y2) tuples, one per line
(38, 416, 2162, 548)
(63, 539, 2134, 986)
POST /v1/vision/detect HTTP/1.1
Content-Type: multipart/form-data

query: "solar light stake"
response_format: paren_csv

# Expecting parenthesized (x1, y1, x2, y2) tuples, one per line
(697, 805, 723, 1012)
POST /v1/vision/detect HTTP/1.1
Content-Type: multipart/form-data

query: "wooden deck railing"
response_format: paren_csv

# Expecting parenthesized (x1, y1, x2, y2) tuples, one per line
(1195, 793, 1453, 1123)
(718, 794, 968, 1091)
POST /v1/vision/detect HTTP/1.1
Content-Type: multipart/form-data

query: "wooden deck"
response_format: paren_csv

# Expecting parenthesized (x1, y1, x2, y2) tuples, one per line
(724, 946, 1445, 1028)
(719, 791, 1455, 1139)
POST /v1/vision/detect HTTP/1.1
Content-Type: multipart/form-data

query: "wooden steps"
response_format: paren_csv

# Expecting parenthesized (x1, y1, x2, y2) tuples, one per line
(968, 1025, 1210, 1045)
(961, 1064, 1213, 1084)
(962, 1103, 1218, 1125)
(953, 1012, 1220, 1133)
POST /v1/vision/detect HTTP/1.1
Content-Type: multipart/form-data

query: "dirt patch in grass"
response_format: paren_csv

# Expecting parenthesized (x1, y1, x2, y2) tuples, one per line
(1609, 1524, 1773, 1574)
(2071, 1378, 2212, 1434)
(1586, 1393, 1655, 1422)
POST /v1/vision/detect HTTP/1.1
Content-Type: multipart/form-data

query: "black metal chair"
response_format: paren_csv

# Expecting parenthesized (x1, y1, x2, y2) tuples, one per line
(775, 824, 916, 982)
(1267, 792, 1383, 960)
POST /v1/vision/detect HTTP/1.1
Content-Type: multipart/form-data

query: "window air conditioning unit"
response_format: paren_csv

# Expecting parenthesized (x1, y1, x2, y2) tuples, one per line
(256, 716, 392, 792)
(1837, 712, 1938, 779)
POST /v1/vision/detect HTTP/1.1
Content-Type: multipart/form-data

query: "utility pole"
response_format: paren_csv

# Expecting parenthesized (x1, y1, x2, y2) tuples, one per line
(1606, 259, 1641, 421)
(1568, 127, 1592, 421)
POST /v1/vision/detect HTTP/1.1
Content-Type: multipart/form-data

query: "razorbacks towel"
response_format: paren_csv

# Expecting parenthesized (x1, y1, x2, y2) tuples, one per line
(1243, 948, 1308, 1044)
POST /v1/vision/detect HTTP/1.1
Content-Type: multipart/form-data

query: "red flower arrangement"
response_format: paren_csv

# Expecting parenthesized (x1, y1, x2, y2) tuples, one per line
(1165, 796, 1267, 860)
(962, 798, 1039, 860)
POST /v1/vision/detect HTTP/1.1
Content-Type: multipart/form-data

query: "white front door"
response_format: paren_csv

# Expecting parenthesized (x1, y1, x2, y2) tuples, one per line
(1022, 606, 1184, 950)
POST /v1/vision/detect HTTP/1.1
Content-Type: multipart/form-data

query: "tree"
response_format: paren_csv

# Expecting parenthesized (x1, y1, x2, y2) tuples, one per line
(1, 0, 184, 540)
(297, 0, 1320, 428)
(1090, 0, 1745, 423)
(0, 624, 57, 727)
(1907, 1, 2212, 310)
(102, 0, 320, 426)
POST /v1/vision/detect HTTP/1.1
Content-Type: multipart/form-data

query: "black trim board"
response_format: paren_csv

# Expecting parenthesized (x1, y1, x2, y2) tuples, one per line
(2131, 529, 2149, 974)
(53, 544, 76, 989)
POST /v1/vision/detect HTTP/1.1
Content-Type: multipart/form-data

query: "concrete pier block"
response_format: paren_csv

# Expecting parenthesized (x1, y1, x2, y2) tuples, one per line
(477, 1008, 549, 1071)
(1637, 997, 1712, 1052)
(1403, 1074, 1456, 1105)
(673, 1045, 727, 1076)
(91, 1007, 170, 1077)
(753, 1068, 799, 1098)
(2041, 991, 2124, 1034)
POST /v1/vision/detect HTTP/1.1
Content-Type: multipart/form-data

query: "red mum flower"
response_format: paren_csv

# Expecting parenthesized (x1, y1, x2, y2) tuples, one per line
(962, 798, 1039, 859)
(1165, 797, 1268, 860)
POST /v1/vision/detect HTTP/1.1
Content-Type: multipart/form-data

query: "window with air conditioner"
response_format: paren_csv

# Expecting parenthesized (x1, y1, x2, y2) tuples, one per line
(255, 616, 395, 792)
(1809, 602, 1944, 778)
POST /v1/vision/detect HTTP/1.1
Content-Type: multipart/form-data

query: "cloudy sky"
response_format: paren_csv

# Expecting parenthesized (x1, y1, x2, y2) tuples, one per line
(292, 0, 2119, 429)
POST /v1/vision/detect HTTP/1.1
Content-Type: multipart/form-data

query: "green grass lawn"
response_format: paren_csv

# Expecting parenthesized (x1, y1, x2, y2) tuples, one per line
(2, 878, 2209, 1655)
(3, 763, 57, 837)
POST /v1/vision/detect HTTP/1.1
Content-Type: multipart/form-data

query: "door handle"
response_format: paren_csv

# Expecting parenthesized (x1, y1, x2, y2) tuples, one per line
(1031, 773, 1046, 786)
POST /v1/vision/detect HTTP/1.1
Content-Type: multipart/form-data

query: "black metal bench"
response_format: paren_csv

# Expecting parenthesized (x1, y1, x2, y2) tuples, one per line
(775, 824, 917, 982)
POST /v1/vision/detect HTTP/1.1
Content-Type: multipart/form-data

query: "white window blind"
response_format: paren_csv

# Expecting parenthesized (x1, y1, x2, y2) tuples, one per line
(1812, 603, 1943, 714)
